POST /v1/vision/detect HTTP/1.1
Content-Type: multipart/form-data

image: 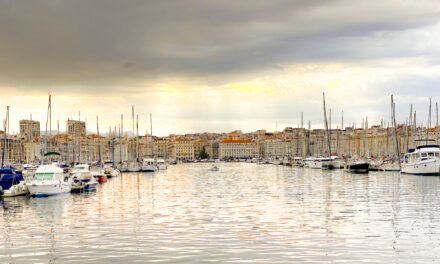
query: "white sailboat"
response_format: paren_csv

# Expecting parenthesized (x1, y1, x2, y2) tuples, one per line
(26, 165, 71, 197)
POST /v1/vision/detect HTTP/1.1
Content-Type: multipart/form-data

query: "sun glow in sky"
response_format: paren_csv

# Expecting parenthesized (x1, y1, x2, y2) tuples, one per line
(1, 0, 440, 135)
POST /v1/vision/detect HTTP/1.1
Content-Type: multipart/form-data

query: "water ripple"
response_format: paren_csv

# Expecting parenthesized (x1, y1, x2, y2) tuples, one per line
(1, 163, 440, 263)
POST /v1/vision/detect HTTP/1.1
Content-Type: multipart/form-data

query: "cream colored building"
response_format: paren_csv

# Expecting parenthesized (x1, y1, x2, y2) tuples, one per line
(172, 139, 194, 161)
(219, 139, 259, 159)
(263, 139, 290, 158)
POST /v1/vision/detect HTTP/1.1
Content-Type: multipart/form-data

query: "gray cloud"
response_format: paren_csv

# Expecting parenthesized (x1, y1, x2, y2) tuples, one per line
(1, 0, 440, 93)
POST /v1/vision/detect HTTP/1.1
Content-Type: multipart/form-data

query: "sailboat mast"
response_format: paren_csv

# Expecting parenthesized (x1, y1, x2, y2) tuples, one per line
(300, 112, 303, 156)
(150, 113, 153, 158)
(97, 116, 101, 167)
(391, 95, 400, 165)
(136, 114, 139, 161)
(1, 106, 8, 168)
(120, 114, 123, 164)
(322, 92, 331, 156)
(427, 98, 432, 143)
(132, 106, 134, 161)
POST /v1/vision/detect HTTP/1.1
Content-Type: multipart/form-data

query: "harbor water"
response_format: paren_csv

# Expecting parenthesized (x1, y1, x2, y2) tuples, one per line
(1, 163, 440, 263)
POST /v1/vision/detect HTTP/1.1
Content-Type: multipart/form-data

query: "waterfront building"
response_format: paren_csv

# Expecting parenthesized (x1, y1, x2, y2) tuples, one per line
(172, 139, 195, 161)
(219, 139, 259, 159)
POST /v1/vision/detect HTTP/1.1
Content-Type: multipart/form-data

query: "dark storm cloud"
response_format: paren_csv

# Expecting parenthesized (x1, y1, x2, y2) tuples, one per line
(1, 0, 440, 93)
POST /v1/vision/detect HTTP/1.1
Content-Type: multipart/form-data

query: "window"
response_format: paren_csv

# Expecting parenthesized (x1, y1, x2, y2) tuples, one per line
(421, 153, 428, 157)
(34, 173, 54, 180)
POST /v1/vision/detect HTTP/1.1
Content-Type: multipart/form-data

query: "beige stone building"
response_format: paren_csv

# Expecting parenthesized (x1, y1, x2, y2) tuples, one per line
(219, 139, 259, 159)
(172, 139, 195, 161)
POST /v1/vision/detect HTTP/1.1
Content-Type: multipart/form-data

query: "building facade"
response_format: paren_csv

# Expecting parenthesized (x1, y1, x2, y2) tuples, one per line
(219, 139, 259, 159)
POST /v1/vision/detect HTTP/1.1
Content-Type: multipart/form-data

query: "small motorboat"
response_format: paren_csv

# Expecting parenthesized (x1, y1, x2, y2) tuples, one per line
(210, 165, 219, 171)
(72, 164, 98, 191)
(26, 165, 72, 197)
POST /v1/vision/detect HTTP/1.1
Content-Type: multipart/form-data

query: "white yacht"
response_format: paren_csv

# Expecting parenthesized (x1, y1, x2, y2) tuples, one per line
(26, 165, 71, 197)
(72, 164, 98, 191)
(402, 145, 440, 175)
(142, 158, 157, 172)
(156, 159, 167, 170)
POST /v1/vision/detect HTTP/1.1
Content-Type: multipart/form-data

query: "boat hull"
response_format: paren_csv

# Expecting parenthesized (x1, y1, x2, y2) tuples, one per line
(401, 159, 440, 175)
(157, 164, 167, 170)
(309, 161, 322, 169)
(2, 182, 28, 197)
(142, 165, 157, 172)
(347, 163, 369, 173)
(27, 182, 71, 197)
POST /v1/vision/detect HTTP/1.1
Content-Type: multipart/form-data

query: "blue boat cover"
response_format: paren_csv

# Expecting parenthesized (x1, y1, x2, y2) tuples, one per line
(0, 169, 24, 190)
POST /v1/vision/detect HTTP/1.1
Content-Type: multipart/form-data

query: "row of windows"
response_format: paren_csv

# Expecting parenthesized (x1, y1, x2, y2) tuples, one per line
(404, 152, 440, 163)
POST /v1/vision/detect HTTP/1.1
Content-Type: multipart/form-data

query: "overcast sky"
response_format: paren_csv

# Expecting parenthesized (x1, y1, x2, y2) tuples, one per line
(1, 0, 440, 135)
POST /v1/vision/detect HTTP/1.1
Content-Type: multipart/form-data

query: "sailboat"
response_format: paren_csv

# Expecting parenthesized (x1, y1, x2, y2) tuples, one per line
(0, 106, 28, 197)
(321, 93, 339, 170)
(127, 107, 141, 172)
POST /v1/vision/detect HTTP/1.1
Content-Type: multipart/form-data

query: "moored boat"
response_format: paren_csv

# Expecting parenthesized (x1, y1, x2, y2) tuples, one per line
(2, 181, 28, 197)
(156, 159, 168, 170)
(401, 144, 440, 175)
(0, 168, 25, 195)
(26, 165, 71, 197)
(128, 161, 141, 172)
(72, 164, 98, 191)
(346, 160, 370, 173)
(308, 158, 323, 169)
(142, 158, 157, 172)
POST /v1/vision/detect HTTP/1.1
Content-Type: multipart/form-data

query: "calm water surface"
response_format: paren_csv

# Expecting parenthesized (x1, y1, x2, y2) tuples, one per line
(1, 163, 440, 263)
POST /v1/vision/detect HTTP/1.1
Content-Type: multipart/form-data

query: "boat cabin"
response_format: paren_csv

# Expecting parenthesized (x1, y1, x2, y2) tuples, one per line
(404, 145, 440, 164)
